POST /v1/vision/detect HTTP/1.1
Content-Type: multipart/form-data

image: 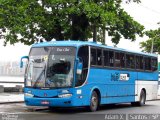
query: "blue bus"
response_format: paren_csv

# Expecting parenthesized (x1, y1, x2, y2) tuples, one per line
(158, 63, 160, 95)
(20, 41, 158, 112)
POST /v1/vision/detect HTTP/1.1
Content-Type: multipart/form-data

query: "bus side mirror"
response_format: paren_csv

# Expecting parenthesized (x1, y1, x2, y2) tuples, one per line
(20, 56, 29, 68)
(76, 58, 83, 75)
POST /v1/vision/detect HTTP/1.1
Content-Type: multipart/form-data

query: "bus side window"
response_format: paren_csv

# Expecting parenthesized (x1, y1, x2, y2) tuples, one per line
(144, 57, 151, 71)
(76, 46, 89, 87)
(120, 53, 125, 68)
(136, 56, 144, 70)
(91, 48, 97, 65)
(115, 52, 125, 68)
(109, 51, 114, 67)
(136, 56, 140, 70)
(104, 50, 109, 66)
(115, 52, 120, 68)
(151, 58, 157, 71)
(126, 54, 135, 69)
(97, 49, 102, 66)
(140, 56, 144, 70)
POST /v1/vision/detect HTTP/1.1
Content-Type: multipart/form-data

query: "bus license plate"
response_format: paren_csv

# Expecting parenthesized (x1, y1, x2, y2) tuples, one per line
(41, 101, 49, 105)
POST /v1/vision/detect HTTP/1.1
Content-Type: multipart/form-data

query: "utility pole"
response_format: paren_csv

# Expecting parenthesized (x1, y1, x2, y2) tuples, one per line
(150, 34, 160, 53)
(93, 24, 97, 42)
(151, 38, 154, 53)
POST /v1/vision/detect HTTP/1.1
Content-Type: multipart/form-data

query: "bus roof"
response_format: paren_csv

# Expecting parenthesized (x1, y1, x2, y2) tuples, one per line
(32, 40, 157, 57)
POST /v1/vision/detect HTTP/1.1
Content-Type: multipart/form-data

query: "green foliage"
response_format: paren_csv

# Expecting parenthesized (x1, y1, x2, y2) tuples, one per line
(140, 29, 160, 54)
(0, 0, 144, 45)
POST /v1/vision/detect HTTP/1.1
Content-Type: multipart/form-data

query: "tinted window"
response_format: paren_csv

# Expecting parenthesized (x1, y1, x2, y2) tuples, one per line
(151, 58, 157, 71)
(103, 50, 114, 67)
(109, 51, 114, 67)
(136, 56, 144, 70)
(91, 48, 96, 65)
(91, 48, 102, 66)
(76, 46, 89, 87)
(97, 49, 102, 66)
(104, 50, 109, 66)
(144, 57, 151, 71)
(115, 52, 125, 68)
(126, 54, 135, 69)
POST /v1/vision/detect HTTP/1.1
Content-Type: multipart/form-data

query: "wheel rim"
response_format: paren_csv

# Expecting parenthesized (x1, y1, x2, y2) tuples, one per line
(140, 91, 146, 105)
(91, 92, 98, 111)
(141, 95, 145, 104)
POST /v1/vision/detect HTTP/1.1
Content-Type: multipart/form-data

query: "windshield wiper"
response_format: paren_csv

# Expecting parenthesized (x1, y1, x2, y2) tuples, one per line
(33, 63, 46, 88)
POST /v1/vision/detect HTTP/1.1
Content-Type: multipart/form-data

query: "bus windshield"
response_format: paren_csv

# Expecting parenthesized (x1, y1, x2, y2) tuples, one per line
(26, 47, 76, 88)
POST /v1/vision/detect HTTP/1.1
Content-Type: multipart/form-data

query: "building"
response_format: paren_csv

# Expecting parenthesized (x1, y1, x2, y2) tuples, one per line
(0, 61, 25, 76)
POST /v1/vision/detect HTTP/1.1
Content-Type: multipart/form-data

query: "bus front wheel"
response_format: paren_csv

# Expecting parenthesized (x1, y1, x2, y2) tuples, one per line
(88, 91, 99, 112)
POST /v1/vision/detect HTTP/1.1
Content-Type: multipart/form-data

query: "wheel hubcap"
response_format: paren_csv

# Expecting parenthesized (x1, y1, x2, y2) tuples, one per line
(141, 95, 145, 104)
(140, 91, 145, 105)
(91, 96, 98, 108)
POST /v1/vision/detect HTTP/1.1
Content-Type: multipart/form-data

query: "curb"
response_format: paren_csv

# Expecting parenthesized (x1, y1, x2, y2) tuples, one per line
(0, 101, 24, 104)
(26, 107, 48, 112)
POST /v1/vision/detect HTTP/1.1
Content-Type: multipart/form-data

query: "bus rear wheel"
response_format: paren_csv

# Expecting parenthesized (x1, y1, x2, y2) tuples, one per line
(88, 91, 99, 112)
(139, 89, 146, 106)
(131, 89, 146, 106)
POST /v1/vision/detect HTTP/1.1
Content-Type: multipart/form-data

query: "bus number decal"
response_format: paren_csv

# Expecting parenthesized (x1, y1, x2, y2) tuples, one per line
(111, 73, 130, 81)
(120, 74, 129, 81)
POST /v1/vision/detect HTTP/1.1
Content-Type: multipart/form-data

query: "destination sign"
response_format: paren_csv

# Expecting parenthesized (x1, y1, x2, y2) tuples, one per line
(51, 47, 76, 55)
(56, 48, 70, 52)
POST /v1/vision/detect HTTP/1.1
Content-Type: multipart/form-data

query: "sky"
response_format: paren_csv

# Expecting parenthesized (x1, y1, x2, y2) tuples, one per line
(106, 0, 160, 51)
(0, 41, 30, 62)
(0, 0, 160, 62)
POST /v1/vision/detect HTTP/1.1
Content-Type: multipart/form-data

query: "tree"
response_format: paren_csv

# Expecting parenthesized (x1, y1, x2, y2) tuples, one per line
(0, 0, 144, 45)
(140, 28, 160, 54)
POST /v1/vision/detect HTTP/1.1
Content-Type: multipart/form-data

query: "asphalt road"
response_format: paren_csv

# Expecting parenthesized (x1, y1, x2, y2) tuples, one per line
(0, 100, 160, 120)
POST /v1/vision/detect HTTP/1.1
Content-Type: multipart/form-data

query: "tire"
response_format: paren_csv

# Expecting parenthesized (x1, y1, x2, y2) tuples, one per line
(138, 89, 146, 106)
(88, 91, 99, 112)
(131, 89, 146, 106)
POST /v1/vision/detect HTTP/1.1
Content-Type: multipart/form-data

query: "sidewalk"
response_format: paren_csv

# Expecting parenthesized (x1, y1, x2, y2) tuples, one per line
(157, 89, 160, 99)
(0, 93, 24, 104)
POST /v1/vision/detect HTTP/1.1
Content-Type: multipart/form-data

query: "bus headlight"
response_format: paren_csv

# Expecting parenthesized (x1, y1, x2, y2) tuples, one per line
(25, 93, 34, 97)
(58, 94, 72, 98)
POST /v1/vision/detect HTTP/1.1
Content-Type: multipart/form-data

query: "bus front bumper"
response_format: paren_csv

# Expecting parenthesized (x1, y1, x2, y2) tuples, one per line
(25, 96, 80, 107)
